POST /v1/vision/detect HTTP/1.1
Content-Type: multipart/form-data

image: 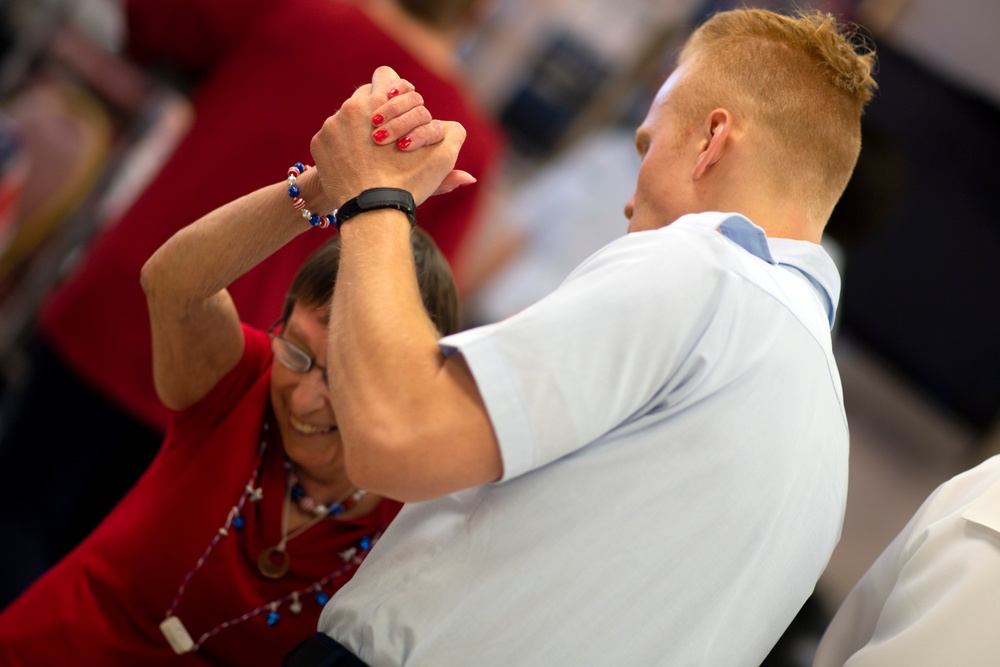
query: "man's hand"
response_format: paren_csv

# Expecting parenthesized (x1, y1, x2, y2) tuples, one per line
(310, 66, 473, 209)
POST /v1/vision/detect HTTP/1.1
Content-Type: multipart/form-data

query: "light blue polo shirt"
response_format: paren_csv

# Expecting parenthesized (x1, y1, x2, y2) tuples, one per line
(321, 211, 849, 667)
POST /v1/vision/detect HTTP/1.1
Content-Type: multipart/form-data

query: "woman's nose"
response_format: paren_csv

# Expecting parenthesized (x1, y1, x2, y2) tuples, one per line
(290, 367, 330, 410)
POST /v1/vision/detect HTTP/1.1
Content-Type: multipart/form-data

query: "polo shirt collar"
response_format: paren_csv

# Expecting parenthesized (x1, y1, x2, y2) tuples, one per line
(712, 213, 841, 329)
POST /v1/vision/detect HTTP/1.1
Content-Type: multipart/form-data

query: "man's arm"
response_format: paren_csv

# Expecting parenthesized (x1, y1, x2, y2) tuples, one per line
(141, 76, 435, 411)
(312, 67, 501, 502)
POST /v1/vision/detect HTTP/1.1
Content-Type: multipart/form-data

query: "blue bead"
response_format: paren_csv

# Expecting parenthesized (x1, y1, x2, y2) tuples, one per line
(267, 611, 280, 626)
(293, 162, 305, 172)
(329, 504, 343, 516)
(315, 592, 329, 605)
(360, 537, 371, 550)
(291, 485, 306, 501)
(233, 515, 245, 530)
(288, 185, 300, 198)
(309, 214, 321, 226)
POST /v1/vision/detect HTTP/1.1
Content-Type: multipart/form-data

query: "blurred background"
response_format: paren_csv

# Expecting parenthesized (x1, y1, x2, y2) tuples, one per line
(1, 0, 998, 664)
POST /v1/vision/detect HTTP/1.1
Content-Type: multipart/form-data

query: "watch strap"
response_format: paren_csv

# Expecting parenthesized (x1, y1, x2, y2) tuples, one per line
(335, 188, 416, 230)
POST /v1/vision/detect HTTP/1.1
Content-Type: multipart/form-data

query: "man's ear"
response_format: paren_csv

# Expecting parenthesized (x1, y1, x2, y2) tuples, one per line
(692, 109, 731, 180)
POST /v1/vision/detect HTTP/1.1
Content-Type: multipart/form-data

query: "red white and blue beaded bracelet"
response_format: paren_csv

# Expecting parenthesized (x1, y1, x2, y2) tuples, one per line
(286, 163, 335, 229)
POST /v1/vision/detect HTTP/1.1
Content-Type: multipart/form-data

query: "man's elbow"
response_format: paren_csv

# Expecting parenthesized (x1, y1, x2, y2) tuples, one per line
(344, 430, 435, 503)
(342, 420, 501, 503)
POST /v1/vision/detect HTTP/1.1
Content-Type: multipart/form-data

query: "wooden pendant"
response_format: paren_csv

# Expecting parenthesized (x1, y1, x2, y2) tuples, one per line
(257, 546, 290, 579)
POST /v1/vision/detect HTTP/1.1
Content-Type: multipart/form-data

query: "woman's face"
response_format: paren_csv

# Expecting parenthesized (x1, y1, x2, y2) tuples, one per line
(269, 302, 344, 474)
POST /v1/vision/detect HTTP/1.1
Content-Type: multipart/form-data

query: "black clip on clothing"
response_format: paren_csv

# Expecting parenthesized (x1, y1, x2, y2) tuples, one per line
(282, 632, 371, 667)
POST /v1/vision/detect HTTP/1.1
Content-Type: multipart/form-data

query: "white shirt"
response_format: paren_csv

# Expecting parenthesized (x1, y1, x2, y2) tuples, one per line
(814, 455, 1000, 667)
(320, 212, 849, 666)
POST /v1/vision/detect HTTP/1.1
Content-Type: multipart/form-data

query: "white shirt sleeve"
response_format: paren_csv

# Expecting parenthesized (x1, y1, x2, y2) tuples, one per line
(814, 456, 1000, 666)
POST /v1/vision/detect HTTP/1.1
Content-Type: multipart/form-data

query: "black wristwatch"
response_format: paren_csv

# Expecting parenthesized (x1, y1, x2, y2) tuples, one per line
(335, 188, 417, 230)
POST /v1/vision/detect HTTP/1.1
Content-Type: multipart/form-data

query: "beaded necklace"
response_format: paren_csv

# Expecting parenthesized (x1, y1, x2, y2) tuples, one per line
(286, 459, 368, 517)
(159, 418, 380, 655)
(257, 465, 367, 579)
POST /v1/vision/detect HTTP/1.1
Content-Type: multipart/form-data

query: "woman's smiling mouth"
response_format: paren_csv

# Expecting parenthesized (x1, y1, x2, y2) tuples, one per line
(290, 415, 337, 435)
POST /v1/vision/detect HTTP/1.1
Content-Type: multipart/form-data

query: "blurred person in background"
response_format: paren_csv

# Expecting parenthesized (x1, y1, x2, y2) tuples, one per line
(459, 125, 640, 326)
(813, 453, 1000, 666)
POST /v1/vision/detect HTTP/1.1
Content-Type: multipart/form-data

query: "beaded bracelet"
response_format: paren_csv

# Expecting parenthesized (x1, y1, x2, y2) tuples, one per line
(286, 163, 335, 229)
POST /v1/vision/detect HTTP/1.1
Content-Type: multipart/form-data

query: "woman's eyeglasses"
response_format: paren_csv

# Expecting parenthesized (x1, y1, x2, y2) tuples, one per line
(268, 320, 328, 383)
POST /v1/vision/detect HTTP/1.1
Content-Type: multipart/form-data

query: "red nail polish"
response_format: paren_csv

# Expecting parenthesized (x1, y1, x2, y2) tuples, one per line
(372, 113, 384, 127)
(387, 88, 400, 99)
(396, 136, 412, 150)
(372, 129, 389, 143)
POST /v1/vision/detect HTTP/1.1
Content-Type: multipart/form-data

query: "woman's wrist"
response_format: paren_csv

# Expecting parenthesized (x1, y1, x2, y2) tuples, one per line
(285, 163, 336, 229)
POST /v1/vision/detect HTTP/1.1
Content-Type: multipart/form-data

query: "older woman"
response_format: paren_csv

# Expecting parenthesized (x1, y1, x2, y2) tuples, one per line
(0, 0, 504, 609)
(0, 78, 462, 666)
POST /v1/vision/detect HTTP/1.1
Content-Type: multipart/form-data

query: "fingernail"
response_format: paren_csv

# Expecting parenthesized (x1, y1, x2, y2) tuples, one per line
(387, 88, 400, 99)
(372, 113, 384, 127)
(396, 136, 412, 150)
(372, 129, 389, 143)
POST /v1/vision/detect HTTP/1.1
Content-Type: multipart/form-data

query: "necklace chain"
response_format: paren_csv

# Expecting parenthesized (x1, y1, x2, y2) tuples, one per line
(161, 419, 380, 654)
(278, 494, 327, 550)
(257, 462, 367, 579)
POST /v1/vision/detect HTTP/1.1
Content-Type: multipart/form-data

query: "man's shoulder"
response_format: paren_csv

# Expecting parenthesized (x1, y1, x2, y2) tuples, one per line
(579, 218, 731, 271)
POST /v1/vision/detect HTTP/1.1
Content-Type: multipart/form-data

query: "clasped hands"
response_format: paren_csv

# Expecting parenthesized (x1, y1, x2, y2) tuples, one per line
(310, 66, 474, 215)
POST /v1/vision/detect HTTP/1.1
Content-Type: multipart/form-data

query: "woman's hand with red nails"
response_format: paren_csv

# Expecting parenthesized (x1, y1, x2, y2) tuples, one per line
(367, 79, 446, 151)
(310, 66, 472, 208)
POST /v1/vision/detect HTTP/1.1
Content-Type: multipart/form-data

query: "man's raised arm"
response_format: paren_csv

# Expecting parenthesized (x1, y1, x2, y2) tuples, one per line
(311, 67, 501, 502)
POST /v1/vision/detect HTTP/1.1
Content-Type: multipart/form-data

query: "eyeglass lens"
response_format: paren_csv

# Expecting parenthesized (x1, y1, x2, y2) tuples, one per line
(273, 336, 313, 373)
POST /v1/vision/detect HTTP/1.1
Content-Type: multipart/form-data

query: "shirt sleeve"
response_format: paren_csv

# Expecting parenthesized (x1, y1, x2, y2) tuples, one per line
(815, 462, 1000, 666)
(440, 226, 726, 481)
